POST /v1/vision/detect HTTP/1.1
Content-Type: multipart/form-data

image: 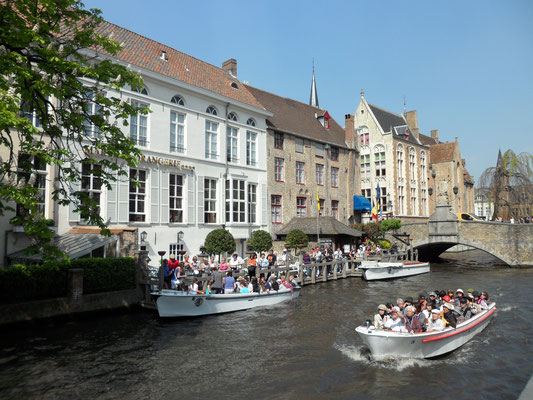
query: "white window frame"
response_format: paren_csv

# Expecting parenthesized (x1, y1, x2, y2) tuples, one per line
(81, 163, 102, 222)
(227, 126, 238, 163)
(331, 167, 339, 188)
(129, 168, 147, 222)
(248, 183, 257, 224)
(316, 164, 324, 185)
(170, 111, 185, 153)
(225, 179, 246, 223)
(130, 101, 148, 147)
(246, 131, 257, 166)
(274, 157, 284, 181)
(204, 178, 217, 223)
(296, 161, 305, 184)
(205, 120, 218, 159)
(169, 173, 184, 223)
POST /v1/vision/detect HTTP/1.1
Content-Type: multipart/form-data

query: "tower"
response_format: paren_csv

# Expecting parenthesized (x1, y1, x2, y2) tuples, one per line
(309, 59, 319, 108)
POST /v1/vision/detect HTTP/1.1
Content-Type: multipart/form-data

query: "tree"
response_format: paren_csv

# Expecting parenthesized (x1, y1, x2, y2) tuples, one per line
(204, 229, 236, 257)
(352, 222, 381, 241)
(285, 229, 309, 248)
(478, 150, 533, 220)
(380, 219, 402, 233)
(0, 1, 145, 259)
(247, 230, 272, 254)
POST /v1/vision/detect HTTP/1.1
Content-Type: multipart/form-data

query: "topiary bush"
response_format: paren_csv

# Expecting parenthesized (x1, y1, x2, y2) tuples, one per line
(204, 229, 236, 256)
(247, 230, 272, 253)
(285, 229, 309, 248)
(70, 257, 136, 294)
(380, 219, 402, 233)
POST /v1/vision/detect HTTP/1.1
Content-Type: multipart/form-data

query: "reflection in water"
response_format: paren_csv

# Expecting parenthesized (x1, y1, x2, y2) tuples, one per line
(0, 250, 532, 399)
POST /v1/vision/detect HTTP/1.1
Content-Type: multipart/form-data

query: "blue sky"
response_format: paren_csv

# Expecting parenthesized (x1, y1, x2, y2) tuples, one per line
(83, 0, 533, 182)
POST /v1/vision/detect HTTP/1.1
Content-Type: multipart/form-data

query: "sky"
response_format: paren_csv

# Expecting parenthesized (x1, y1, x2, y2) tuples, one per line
(83, 0, 533, 183)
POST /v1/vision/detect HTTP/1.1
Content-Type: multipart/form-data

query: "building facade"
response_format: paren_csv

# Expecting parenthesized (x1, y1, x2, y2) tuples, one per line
(52, 22, 273, 261)
(348, 91, 430, 223)
(245, 85, 359, 237)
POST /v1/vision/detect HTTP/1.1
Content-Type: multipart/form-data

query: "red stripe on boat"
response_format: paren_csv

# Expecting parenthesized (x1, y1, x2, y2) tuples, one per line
(422, 308, 496, 343)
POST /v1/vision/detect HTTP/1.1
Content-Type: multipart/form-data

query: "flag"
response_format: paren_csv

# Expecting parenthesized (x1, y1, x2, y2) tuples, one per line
(317, 188, 320, 211)
(371, 200, 378, 221)
(377, 184, 382, 219)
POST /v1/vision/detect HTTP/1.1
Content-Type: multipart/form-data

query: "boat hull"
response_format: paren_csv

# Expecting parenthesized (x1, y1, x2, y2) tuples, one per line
(360, 261, 430, 281)
(355, 303, 496, 358)
(152, 287, 300, 317)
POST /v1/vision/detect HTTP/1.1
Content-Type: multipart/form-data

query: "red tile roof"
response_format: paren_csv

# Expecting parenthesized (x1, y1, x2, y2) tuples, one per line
(245, 85, 348, 148)
(94, 21, 265, 110)
(430, 142, 457, 163)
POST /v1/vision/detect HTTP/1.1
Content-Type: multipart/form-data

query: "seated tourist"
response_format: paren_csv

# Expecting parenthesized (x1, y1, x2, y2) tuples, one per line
(240, 278, 250, 294)
(404, 306, 422, 333)
(396, 298, 405, 312)
(454, 289, 465, 308)
(384, 307, 406, 332)
(427, 309, 446, 332)
(479, 291, 489, 310)
(288, 275, 298, 287)
(251, 277, 259, 293)
(447, 289, 455, 302)
(373, 304, 388, 329)
(442, 303, 457, 328)
(235, 276, 245, 293)
(269, 275, 280, 291)
(223, 271, 236, 294)
(428, 291, 440, 307)
(260, 277, 269, 293)
(457, 297, 473, 323)
(189, 278, 205, 295)
(414, 303, 427, 332)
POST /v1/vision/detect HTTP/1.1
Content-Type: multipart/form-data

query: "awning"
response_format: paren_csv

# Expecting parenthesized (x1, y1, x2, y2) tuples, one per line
(353, 196, 371, 211)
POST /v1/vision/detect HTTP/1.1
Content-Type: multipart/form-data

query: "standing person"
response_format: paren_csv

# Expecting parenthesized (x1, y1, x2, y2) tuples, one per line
(167, 254, 179, 273)
(247, 253, 258, 279)
(267, 250, 277, 267)
(229, 253, 244, 270)
(219, 257, 229, 271)
(259, 253, 269, 275)
(223, 271, 236, 294)
(210, 267, 223, 294)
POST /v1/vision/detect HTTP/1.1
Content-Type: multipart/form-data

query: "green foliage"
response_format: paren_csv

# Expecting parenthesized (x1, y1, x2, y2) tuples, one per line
(380, 219, 402, 233)
(285, 229, 309, 248)
(0, 1, 145, 258)
(247, 230, 272, 253)
(352, 222, 382, 240)
(376, 239, 391, 250)
(0, 257, 136, 304)
(204, 229, 236, 256)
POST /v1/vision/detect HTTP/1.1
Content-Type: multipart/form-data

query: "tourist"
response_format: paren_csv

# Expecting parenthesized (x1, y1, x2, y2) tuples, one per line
(454, 289, 465, 308)
(404, 306, 422, 333)
(415, 303, 427, 331)
(268, 274, 280, 291)
(235, 276, 245, 292)
(223, 271, 236, 294)
(192, 256, 199, 269)
(288, 275, 298, 287)
(396, 298, 405, 312)
(230, 253, 244, 270)
(384, 307, 405, 332)
(373, 304, 388, 329)
(281, 249, 288, 265)
(209, 256, 217, 269)
(210, 267, 223, 294)
(171, 265, 184, 290)
(478, 291, 489, 310)
(240, 278, 250, 294)
(219, 257, 229, 271)
(251, 277, 260, 293)
(303, 251, 312, 277)
(314, 247, 322, 262)
(442, 303, 457, 328)
(457, 297, 473, 323)
(189, 278, 205, 295)
(267, 250, 277, 267)
(259, 277, 268, 293)
(447, 290, 455, 302)
(259, 253, 269, 270)
(247, 253, 258, 279)
(168, 254, 179, 272)
(163, 259, 171, 289)
(427, 309, 445, 332)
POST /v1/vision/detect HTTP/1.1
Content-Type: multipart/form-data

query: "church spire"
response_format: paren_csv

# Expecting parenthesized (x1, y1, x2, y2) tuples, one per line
(497, 149, 504, 167)
(309, 59, 319, 108)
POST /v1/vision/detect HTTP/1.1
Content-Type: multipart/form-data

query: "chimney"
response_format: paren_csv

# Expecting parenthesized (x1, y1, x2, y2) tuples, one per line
(405, 110, 419, 140)
(222, 58, 237, 77)
(431, 129, 439, 142)
(345, 114, 355, 148)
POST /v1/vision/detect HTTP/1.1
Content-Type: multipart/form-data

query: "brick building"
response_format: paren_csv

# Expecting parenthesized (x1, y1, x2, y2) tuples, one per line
(245, 85, 360, 236)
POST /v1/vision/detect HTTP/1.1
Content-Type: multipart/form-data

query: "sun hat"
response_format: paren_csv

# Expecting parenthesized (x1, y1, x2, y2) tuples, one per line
(378, 304, 387, 311)
(467, 288, 474, 293)
(393, 306, 400, 312)
(456, 289, 464, 293)
(431, 309, 441, 315)
(443, 302, 454, 310)
(428, 291, 436, 296)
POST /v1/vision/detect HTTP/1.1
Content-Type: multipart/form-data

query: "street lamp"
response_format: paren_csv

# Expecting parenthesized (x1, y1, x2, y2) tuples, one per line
(428, 187, 433, 196)
(453, 186, 459, 196)
(140, 230, 147, 242)
(177, 230, 184, 242)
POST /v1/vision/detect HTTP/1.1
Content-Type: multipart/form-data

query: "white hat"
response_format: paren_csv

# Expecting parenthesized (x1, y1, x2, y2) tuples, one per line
(405, 306, 415, 312)
(392, 306, 400, 313)
(456, 288, 464, 293)
(431, 309, 441, 315)
(443, 302, 454, 310)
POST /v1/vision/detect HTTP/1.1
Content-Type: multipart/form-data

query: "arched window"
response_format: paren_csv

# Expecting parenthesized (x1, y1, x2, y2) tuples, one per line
(409, 147, 416, 180)
(227, 112, 238, 122)
(206, 105, 218, 116)
(373, 144, 386, 177)
(420, 151, 427, 181)
(359, 126, 370, 146)
(171, 95, 185, 106)
(246, 118, 256, 127)
(133, 86, 148, 95)
(396, 144, 404, 178)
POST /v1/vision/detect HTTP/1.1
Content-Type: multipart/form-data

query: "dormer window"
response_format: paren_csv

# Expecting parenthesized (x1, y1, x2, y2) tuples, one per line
(317, 111, 331, 129)
(206, 105, 218, 116)
(171, 95, 185, 106)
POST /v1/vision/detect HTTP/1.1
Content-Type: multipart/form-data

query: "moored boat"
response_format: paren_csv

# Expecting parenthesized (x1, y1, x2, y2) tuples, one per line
(152, 287, 301, 317)
(355, 302, 496, 358)
(359, 260, 430, 281)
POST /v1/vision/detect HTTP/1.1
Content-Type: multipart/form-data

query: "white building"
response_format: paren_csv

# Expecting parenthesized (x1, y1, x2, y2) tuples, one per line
(57, 22, 271, 260)
(474, 188, 493, 220)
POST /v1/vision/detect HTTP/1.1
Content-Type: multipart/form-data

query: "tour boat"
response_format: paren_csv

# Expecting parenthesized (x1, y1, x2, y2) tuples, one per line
(152, 287, 301, 317)
(355, 302, 496, 359)
(359, 260, 430, 281)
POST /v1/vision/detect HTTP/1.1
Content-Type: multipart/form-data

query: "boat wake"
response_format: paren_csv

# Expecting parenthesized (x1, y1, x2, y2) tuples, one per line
(498, 305, 516, 312)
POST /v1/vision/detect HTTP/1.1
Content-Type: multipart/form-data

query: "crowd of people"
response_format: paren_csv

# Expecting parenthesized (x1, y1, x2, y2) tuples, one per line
(161, 252, 298, 295)
(495, 214, 531, 224)
(370, 288, 490, 333)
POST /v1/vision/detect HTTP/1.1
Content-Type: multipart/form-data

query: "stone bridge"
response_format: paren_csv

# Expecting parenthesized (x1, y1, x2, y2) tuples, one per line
(386, 205, 533, 267)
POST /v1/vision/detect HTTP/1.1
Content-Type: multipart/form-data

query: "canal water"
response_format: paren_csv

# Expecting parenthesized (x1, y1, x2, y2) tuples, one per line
(1, 250, 532, 400)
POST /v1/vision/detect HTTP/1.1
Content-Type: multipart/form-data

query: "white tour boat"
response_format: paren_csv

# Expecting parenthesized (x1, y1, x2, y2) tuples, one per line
(152, 287, 301, 317)
(359, 260, 430, 281)
(355, 302, 496, 358)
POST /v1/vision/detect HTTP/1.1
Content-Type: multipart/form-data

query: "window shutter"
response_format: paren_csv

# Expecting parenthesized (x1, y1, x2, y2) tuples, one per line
(160, 171, 169, 224)
(187, 174, 195, 224)
(118, 172, 129, 223)
(262, 183, 267, 226)
(197, 176, 204, 224)
(151, 170, 159, 223)
(68, 162, 81, 222)
(107, 171, 118, 223)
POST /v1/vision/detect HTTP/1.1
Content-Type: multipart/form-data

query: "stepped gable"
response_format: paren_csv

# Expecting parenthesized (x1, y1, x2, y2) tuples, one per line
(93, 21, 265, 110)
(245, 85, 347, 147)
